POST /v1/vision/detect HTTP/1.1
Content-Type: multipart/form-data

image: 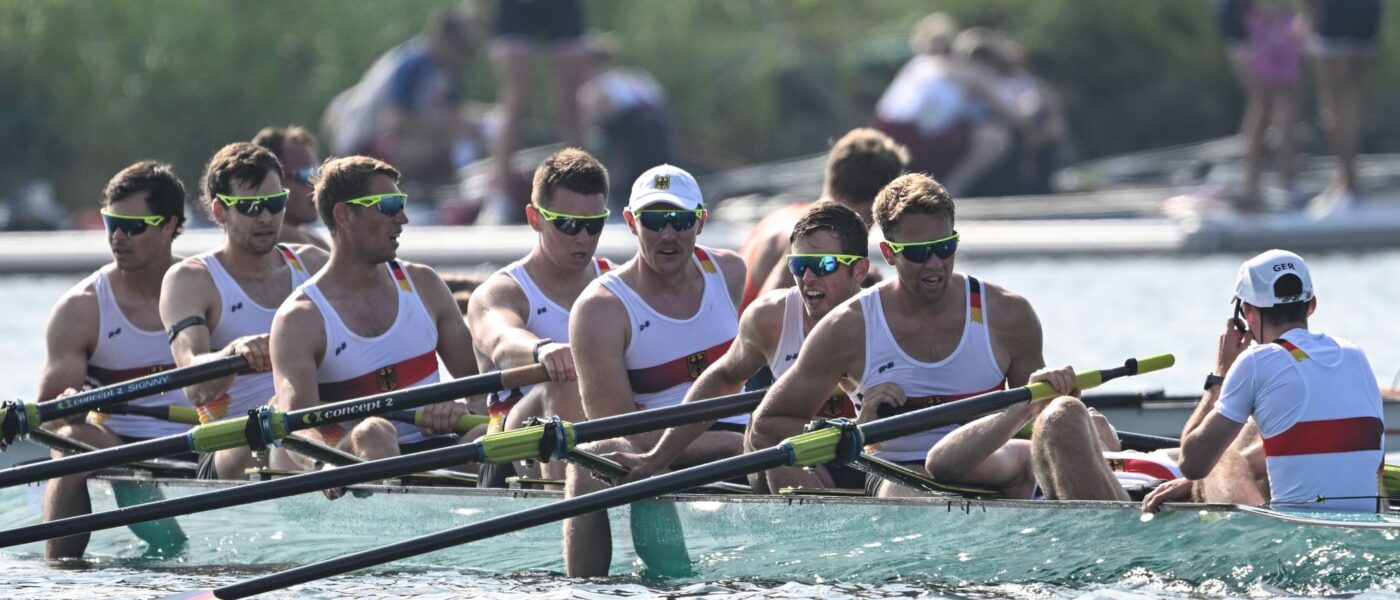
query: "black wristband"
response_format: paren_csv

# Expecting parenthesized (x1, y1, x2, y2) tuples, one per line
(1203, 373, 1225, 390)
(532, 338, 555, 364)
(167, 315, 208, 344)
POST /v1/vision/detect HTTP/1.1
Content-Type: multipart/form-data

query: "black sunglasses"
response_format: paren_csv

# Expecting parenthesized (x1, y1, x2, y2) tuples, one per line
(884, 232, 960, 263)
(535, 204, 609, 236)
(633, 209, 704, 232)
(100, 209, 167, 236)
(216, 190, 289, 217)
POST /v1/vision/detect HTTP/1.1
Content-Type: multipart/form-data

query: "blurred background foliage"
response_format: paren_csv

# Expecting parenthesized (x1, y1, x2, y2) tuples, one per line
(2, 0, 1399, 209)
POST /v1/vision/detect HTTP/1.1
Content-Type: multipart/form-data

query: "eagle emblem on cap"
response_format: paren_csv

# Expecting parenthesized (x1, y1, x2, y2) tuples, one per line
(376, 365, 399, 392)
(654, 174, 671, 190)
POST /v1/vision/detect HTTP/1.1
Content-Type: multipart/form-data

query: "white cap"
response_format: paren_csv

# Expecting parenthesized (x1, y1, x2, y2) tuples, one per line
(628, 164, 703, 211)
(1233, 249, 1314, 307)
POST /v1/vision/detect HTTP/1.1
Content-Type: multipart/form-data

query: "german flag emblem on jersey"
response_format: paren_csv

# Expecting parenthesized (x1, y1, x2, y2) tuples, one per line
(686, 351, 709, 379)
(376, 365, 399, 392)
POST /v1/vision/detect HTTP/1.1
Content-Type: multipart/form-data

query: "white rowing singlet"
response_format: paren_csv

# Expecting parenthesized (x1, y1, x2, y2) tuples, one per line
(85, 267, 192, 438)
(1218, 330, 1385, 512)
(770, 287, 855, 419)
(302, 261, 443, 446)
(486, 258, 613, 430)
(194, 245, 312, 423)
(855, 276, 1007, 462)
(596, 248, 743, 424)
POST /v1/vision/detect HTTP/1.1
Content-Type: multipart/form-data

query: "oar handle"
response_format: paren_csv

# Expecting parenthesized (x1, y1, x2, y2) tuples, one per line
(386, 409, 489, 435)
(94, 404, 202, 425)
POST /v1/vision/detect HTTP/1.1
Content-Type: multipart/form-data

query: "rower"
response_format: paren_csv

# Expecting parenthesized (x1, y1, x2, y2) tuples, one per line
(749, 172, 1056, 498)
(268, 156, 480, 488)
(38, 161, 193, 559)
(466, 148, 613, 484)
(563, 165, 747, 576)
(736, 128, 907, 311)
(251, 125, 331, 250)
(606, 201, 870, 490)
(1145, 250, 1386, 513)
(161, 142, 329, 480)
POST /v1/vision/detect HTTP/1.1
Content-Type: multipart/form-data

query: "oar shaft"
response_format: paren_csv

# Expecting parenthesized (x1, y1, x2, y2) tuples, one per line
(1118, 431, 1180, 451)
(41, 356, 248, 423)
(573, 389, 764, 442)
(214, 449, 786, 599)
(0, 436, 190, 488)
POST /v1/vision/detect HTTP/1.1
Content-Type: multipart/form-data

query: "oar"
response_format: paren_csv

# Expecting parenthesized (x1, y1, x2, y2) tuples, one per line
(0, 365, 547, 489)
(169, 354, 1172, 599)
(95, 404, 201, 425)
(0, 355, 248, 449)
(386, 409, 488, 435)
(0, 388, 768, 548)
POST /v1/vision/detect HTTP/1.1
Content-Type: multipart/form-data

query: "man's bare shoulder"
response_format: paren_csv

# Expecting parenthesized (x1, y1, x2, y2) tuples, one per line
(740, 287, 790, 346)
(706, 247, 745, 271)
(288, 243, 330, 272)
(50, 273, 101, 324)
(809, 294, 866, 342)
(573, 277, 625, 318)
(273, 288, 323, 332)
(164, 256, 214, 290)
(980, 279, 1037, 329)
(466, 270, 527, 315)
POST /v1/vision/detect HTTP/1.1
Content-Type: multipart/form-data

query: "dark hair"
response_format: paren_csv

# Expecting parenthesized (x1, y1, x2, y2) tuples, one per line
(1257, 274, 1310, 326)
(825, 129, 908, 213)
(872, 173, 955, 235)
(313, 155, 401, 233)
(790, 201, 868, 258)
(251, 126, 319, 159)
(531, 148, 609, 207)
(199, 142, 283, 218)
(103, 160, 188, 239)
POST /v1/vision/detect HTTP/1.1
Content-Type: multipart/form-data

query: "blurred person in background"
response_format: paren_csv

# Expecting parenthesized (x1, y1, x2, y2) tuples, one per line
(484, 0, 590, 225)
(253, 126, 330, 249)
(1303, 0, 1381, 216)
(872, 15, 1020, 197)
(577, 33, 674, 217)
(1214, 0, 1303, 211)
(964, 34, 1067, 197)
(322, 7, 485, 192)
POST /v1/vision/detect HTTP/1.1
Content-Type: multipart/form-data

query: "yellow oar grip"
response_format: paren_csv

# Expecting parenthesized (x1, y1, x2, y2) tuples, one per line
(169, 406, 201, 425)
(1026, 354, 1176, 402)
(412, 411, 489, 434)
(1134, 354, 1176, 375)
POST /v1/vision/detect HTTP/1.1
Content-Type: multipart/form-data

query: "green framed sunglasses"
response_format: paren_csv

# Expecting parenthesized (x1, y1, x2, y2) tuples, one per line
(215, 189, 289, 217)
(100, 208, 167, 236)
(344, 193, 407, 217)
(883, 231, 960, 263)
(632, 208, 705, 232)
(786, 253, 863, 278)
(534, 204, 609, 235)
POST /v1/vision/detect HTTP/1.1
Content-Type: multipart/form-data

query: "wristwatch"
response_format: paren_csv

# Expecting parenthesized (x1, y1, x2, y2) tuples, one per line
(532, 338, 555, 363)
(1203, 373, 1225, 390)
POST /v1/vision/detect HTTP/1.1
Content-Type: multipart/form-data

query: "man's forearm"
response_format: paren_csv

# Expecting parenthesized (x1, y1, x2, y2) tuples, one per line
(183, 350, 238, 406)
(1182, 387, 1220, 440)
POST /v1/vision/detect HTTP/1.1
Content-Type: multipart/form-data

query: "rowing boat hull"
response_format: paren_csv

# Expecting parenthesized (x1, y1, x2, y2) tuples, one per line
(1, 476, 1396, 592)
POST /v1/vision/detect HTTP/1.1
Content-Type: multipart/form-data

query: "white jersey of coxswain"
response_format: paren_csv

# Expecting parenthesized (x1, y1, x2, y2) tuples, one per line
(485, 257, 613, 431)
(855, 275, 1007, 463)
(301, 261, 443, 446)
(595, 247, 743, 425)
(770, 287, 856, 420)
(1217, 329, 1385, 512)
(193, 245, 311, 424)
(84, 266, 192, 438)
(1103, 450, 1183, 487)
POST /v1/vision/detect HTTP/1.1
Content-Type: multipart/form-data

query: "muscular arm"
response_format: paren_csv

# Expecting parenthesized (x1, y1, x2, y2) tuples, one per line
(160, 262, 239, 407)
(1178, 411, 1245, 480)
(465, 273, 539, 371)
(644, 293, 783, 468)
(712, 248, 748, 312)
(925, 286, 1046, 483)
(36, 286, 98, 420)
(269, 296, 327, 457)
(407, 263, 478, 379)
(569, 286, 637, 429)
(748, 303, 864, 452)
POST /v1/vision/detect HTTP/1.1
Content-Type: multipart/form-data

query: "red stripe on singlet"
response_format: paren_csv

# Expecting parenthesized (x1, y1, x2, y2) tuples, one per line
(87, 363, 176, 385)
(596, 258, 612, 274)
(316, 350, 438, 403)
(878, 380, 1008, 417)
(1110, 458, 1178, 481)
(1262, 416, 1384, 457)
(627, 340, 733, 394)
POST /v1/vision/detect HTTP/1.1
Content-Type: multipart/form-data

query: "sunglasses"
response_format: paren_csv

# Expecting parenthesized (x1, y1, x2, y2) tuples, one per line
(534, 204, 609, 236)
(100, 208, 167, 236)
(884, 231, 960, 263)
(632, 208, 705, 232)
(786, 254, 863, 278)
(287, 166, 320, 186)
(216, 189, 289, 217)
(345, 193, 407, 217)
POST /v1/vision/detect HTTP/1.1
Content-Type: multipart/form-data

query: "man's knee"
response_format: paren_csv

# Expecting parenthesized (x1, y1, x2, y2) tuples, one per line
(1033, 396, 1091, 434)
(51, 422, 121, 453)
(351, 417, 398, 445)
